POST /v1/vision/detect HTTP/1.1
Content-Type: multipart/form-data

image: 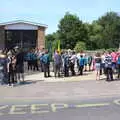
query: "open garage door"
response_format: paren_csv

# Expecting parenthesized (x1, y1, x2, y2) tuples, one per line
(5, 30, 37, 49)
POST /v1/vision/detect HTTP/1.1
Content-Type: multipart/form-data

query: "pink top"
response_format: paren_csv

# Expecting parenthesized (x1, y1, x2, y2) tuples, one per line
(111, 52, 117, 63)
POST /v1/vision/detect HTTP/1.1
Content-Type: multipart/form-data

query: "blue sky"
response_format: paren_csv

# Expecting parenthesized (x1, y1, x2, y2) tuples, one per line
(0, 0, 120, 34)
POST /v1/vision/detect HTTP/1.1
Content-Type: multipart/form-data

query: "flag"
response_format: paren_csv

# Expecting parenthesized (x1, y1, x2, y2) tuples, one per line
(57, 40, 61, 53)
(48, 41, 52, 52)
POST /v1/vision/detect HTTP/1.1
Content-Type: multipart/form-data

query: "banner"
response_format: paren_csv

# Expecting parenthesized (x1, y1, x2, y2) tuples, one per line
(57, 40, 61, 53)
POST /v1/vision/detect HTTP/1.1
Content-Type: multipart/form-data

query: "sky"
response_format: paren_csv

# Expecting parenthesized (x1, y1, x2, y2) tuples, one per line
(0, 0, 120, 34)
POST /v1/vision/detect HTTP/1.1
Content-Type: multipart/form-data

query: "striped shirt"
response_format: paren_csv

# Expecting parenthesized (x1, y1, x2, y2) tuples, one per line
(105, 54, 112, 68)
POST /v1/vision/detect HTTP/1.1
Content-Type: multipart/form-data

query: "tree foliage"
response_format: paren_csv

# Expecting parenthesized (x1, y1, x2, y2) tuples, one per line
(57, 12, 88, 49)
(74, 41, 86, 52)
(46, 11, 120, 50)
(45, 32, 59, 53)
(96, 12, 120, 49)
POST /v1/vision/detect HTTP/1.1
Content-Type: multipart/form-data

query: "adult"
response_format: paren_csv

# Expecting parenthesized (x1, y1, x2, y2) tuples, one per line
(39, 52, 44, 72)
(42, 50, 51, 77)
(88, 55, 93, 71)
(105, 51, 113, 81)
(7, 51, 17, 86)
(101, 52, 106, 75)
(69, 51, 76, 76)
(16, 49, 25, 83)
(111, 50, 117, 72)
(94, 53, 101, 80)
(26, 50, 33, 71)
(84, 55, 88, 71)
(0, 50, 7, 84)
(116, 52, 120, 79)
(64, 51, 70, 77)
(53, 50, 62, 77)
(32, 49, 39, 71)
(41, 48, 45, 70)
(79, 55, 85, 75)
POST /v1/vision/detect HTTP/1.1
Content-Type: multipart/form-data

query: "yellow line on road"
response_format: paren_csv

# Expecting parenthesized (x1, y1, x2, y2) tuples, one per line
(75, 103, 110, 108)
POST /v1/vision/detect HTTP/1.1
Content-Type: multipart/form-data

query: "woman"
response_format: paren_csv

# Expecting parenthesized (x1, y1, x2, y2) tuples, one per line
(88, 55, 93, 71)
(84, 55, 88, 71)
(79, 55, 85, 75)
(117, 52, 120, 79)
(7, 52, 17, 86)
(95, 53, 102, 80)
(0, 50, 7, 84)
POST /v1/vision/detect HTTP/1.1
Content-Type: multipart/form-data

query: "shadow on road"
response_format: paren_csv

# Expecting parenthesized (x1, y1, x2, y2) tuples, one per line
(14, 80, 44, 87)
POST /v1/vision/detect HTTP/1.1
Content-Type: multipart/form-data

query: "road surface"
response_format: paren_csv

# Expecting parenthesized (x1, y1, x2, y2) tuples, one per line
(0, 97, 120, 120)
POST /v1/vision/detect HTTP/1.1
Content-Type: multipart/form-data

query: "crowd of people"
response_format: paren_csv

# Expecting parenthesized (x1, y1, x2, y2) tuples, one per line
(94, 50, 120, 81)
(25, 48, 120, 82)
(0, 47, 24, 86)
(0, 47, 120, 87)
(25, 49, 93, 78)
(53, 50, 120, 82)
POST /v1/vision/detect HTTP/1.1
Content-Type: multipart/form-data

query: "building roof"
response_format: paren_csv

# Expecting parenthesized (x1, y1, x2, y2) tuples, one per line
(0, 20, 48, 28)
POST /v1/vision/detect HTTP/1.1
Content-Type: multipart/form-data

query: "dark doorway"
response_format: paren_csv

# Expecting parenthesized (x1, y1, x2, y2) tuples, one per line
(5, 30, 37, 49)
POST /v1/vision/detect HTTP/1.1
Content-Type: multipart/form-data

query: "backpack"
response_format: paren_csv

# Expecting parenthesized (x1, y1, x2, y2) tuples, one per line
(117, 56, 120, 65)
(40, 55, 43, 62)
(79, 57, 84, 66)
(88, 56, 92, 64)
(64, 56, 70, 67)
(42, 55, 48, 64)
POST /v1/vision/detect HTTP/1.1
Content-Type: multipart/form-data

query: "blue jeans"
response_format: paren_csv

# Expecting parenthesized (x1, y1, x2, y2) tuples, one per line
(101, 63, 106, 74)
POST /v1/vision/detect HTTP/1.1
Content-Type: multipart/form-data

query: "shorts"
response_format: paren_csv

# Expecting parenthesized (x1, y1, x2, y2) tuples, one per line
(95, 63, 100, 71)
(16, 64, 24, 73)
(112, 62, 116, 70)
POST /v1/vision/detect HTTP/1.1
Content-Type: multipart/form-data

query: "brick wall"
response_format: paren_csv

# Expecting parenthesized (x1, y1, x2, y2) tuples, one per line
(37, 27, 45, 49)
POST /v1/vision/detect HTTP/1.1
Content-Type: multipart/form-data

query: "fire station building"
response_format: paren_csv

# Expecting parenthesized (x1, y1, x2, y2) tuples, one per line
(0, 20, 47, 50)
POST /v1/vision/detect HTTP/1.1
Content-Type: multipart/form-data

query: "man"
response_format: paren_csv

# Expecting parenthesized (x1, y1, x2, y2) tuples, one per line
(111, 50, 117, 72)
(7, 51, 17, 86)
(105, 51, 113, 81)
(32, 49, 39, 71)
(26, 50, 33, 71)
(0, 50, 7, 85)
(16, 49, 25, 83)
(64, 52, 70, 77)
(39, 52, 44, 72)
(101, 52, 106, 74)
(116, 52, 120, 79)
(79, 55, 85, 75)
(88, 55, 93, 71)
(69, 51, 76, 76)
(53, 50, 62, 77)
(42, 50, 50, 77)
(84, 55, 88, 72)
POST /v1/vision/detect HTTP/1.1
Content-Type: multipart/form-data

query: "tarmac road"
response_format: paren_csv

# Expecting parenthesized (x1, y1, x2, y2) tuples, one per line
(0, 71, 120, 120)
(0, 97, 120, 120)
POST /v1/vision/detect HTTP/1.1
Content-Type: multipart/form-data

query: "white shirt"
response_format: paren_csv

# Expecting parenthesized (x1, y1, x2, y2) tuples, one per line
(101, 54, 105, 63)
(70, 54, 77, 64)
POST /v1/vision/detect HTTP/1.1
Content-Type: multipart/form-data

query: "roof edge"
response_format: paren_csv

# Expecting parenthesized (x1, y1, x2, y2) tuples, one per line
(0, 20, 48, 28)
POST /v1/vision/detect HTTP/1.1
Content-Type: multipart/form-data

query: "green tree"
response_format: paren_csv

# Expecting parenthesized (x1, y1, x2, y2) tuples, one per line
(45, 33, 58, 61)
(85, 12, 120, 50)
(97, 12, 120, 49)
(74, 41, 86, 52)
(45, 33, 60, 53)
(45, 33, 56, 48)
(58, 12, 88, 49)
(46, 11, 120, 50)
(88, 22, 103, 49)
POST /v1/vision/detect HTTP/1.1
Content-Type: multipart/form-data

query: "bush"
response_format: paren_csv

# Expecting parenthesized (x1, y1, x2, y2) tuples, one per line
(74, 41, 86, 52)
(106, 48, 118, 52)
